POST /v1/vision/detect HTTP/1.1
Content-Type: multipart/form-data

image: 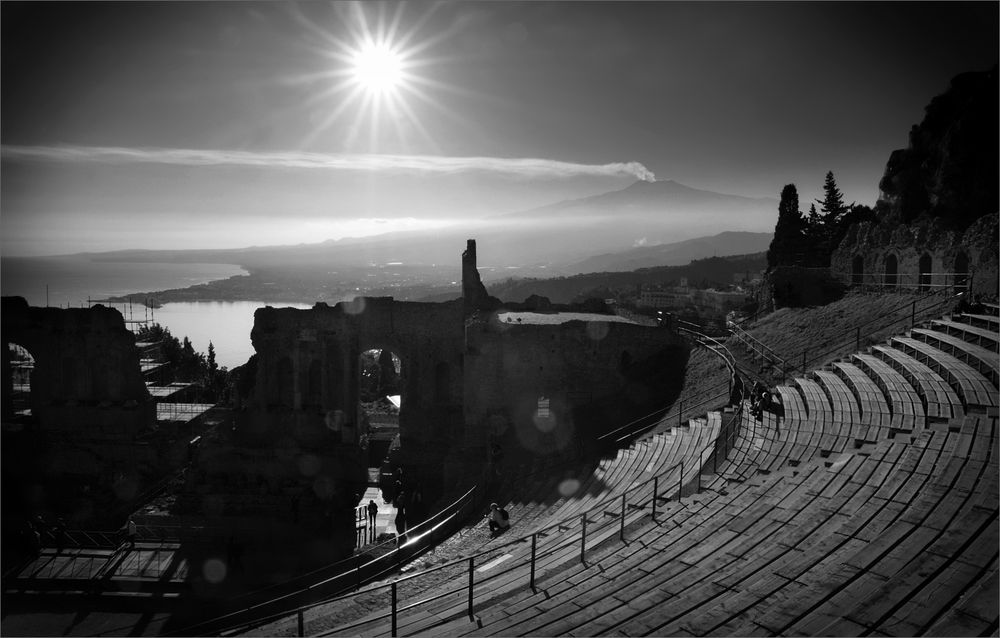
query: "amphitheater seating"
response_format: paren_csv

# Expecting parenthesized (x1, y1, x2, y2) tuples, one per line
(317, 306, 998, 638)
(891, 336, 997, 411)
(912, 325, 1000, 384)
(928, 318, 1000, 349)
(852, 353, 925, 430)
(960, 312, 1000, 332)
(871, 344, 963, 421)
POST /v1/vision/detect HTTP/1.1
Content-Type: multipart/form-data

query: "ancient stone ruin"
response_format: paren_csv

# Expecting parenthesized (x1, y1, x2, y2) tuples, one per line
(177, 239, 687, 567)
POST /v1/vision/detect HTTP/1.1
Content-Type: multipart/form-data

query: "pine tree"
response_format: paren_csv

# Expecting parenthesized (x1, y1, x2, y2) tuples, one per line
(807, 203, 820, 226)
(816, 171, 849, 224)
(207, 341, 218, 373)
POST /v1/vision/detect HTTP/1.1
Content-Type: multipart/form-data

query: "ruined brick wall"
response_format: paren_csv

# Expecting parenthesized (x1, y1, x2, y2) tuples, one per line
(830, 213, 998, 295)
(463, 315, 689, 461)
(225, 297, 465, 548)
(242, 298, 464, 450)
(1, 296, 154, 430)
(2, 296, 158, 524)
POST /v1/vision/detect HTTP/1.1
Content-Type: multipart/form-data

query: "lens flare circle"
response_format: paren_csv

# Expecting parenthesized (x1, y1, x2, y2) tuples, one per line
(351, 41, 404, 95)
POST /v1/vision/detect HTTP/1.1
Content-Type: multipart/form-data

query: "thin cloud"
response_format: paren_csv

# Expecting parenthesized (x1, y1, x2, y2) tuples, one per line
(1, 144, 656, 182)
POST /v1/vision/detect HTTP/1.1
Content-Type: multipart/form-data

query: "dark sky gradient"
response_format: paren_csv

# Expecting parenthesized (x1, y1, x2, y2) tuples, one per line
(2, 2, 997, 255)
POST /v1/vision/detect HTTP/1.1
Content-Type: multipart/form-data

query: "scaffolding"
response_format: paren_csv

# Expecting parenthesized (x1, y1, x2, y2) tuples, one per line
(87, 296, 156, 335)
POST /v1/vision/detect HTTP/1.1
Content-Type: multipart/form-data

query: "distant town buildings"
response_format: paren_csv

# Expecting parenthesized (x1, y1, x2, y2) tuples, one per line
(637, 284, 748, 312)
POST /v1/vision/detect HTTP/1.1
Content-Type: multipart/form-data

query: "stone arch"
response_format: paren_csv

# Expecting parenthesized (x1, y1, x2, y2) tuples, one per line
(954, 251, 969, 291)
(851, 255, 864, 286)
(884, 253, 898, 288)
(919, 253, 933, 292)
(6, 342, 35, 420)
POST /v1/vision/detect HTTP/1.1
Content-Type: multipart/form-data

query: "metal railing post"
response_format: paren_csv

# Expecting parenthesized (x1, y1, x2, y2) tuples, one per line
(801, 349, 807, 373)
(356, 553, 362, 591)
(391, 581, 398, 637)
(911, 300, 916, 329)
(580, 514, 587, 562)
(678, 400, 683, 427)
(620, 494, 626, 541)
(652, 477, 658, 521)
(297, 609, 304, 637)
(697, 453, 702, 492)
(468, 557, 475, 620)
(678, 462, 684, 501)
(856, 326, 861, 351)
(529, 533, 537, 590)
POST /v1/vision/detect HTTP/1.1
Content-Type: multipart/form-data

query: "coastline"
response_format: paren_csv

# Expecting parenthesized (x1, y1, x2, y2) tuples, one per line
(109, 267, 463, 308)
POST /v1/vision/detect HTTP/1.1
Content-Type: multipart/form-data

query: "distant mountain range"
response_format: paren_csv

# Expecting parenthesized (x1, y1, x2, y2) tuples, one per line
(48, 178, 780, 276)
(565, 231, 774, 273)
(501, 179, 778, 223)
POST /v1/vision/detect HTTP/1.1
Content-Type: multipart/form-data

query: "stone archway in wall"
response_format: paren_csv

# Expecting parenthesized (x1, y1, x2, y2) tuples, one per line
(358, 346, 404, 470)
(919, 253, 933, 293)
(5, 342, 35, 423)
(884, 254, 898, 289)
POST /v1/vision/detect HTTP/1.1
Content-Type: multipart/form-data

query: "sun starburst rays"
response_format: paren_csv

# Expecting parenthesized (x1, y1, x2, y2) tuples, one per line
(276, 2, 462, 155)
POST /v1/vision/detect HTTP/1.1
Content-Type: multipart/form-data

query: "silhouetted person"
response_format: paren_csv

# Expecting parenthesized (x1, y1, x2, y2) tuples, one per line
(367, 499, 378, 530)
(53, 518, 68, 554)
(487, 503, 510, 534)
(125, 518, 137, 550)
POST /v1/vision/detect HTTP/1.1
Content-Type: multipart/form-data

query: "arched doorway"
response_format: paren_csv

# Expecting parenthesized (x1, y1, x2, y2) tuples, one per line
(6, 342, 35, 421)
(884, 254, 898, 289)
(851, 255, 864, 286)
(359, 348, 403, 470)
(918, 253, 932, 292)
(954, 252, 969, 292)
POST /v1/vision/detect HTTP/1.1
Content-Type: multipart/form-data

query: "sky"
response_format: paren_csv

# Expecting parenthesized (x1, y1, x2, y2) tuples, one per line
(2, 1, 997, 257)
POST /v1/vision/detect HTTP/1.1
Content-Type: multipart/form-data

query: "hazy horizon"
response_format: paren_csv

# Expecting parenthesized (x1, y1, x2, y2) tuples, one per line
(2, 2, 997, 258)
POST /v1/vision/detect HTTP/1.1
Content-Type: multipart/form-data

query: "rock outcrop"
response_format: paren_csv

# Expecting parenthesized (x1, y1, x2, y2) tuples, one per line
(877, 65, 998, 230)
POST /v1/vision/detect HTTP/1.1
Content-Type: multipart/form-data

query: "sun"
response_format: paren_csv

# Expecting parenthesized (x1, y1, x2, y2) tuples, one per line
(282, 2, 466, 151)
(351, 41, 404, 95)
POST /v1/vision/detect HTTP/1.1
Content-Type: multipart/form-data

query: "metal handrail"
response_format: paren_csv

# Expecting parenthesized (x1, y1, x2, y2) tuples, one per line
(729, 282, 966, 379)
(598, 321, 740, 446)
(791, 286, 965, 375)
(596, 378, 731, 447)
(170, 485, 480, 636)
(727, 321, 791, 374)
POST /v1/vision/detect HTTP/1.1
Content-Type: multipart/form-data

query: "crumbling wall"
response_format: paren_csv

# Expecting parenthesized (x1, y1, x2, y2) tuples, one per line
(2, 296, 153, 426)
(831, 213, 998, 295)
(216, 297, 465, 556)
(463, 315, 688, 462)
(1, 296, 158, 524)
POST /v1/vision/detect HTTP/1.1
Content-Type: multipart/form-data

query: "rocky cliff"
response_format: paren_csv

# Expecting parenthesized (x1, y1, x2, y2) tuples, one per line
(877, 65, 998, 230)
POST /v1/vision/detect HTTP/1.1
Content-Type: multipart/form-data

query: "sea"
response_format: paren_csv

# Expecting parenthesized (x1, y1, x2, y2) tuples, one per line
(1, 256, 312, 369)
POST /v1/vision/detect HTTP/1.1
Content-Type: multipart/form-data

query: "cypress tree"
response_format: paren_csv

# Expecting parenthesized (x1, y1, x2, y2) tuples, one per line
(767, 184, 806, 269)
